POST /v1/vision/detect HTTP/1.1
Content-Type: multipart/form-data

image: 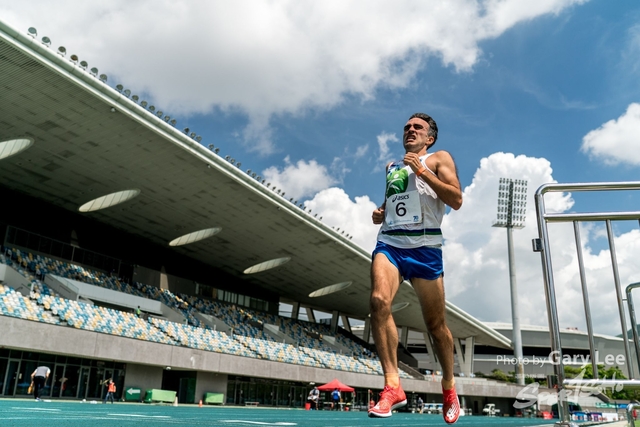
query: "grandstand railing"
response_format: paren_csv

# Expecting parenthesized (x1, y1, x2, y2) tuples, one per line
(534, 182, 640, 426)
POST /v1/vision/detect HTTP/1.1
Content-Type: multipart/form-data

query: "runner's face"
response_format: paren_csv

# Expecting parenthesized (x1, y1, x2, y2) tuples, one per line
(403, 118, 433, 153)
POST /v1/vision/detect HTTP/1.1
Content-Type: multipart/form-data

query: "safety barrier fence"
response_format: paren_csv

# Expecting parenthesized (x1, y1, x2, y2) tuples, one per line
(534, 181, 640, 426)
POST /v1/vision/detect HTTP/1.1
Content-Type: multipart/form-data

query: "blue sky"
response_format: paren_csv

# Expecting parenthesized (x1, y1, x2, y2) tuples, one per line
(2, 1, 640, 335)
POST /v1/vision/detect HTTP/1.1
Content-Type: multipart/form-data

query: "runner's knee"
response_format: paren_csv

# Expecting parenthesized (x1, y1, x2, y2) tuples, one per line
(370, 292, 392, 316)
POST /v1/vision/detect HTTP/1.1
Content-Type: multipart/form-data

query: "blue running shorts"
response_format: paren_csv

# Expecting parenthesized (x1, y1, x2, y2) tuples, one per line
(372, 241, 443, 281)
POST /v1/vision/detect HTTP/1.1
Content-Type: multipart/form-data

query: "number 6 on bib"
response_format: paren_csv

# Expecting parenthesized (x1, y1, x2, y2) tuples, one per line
(385, 190, 422, 226)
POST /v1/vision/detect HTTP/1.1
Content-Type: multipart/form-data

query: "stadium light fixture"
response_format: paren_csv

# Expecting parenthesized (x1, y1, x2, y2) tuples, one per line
(251, 173, 256, 178)
(494, 178, 527, 228)
(309, 281, 352, 298)
(183, 127, 190, 134)
(131, 95, 139, 103)
(246, 169, 252, 174)
(243, 257, 291, 274)
(170, 119, 177, 126)
(391, 302, 410, 313)
(79, 60, 88, 70)
(99, 74, 108, 83)
(156, 110, 163, 117)
(115, 84, 123, 93)
(236, 162, 241, 168)
(189, 132, 196, 138)
(0, 138, 34, 160)
(79, 189, 141, 213)
(70, 54, 78, 64)
(89, 67, 98, 76)
(140, 101, 148, 108)
(27, 27, 37, 37)
(164, 116, 170, 122)
(169, 227, 221, 247)
(57, 46, 66, 56)
(493, 177, 528, 386)
(149, 106, 155, 112)
(123, 89, 131, 98)
(214, 148, 219, 154)
(195, 136, 202, 142)
(41, 36, 51, 46)
(208, 144, 214, 150)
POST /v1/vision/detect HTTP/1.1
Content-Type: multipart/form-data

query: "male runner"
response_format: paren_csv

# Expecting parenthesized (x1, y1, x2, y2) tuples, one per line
(368, 113, 462, 424)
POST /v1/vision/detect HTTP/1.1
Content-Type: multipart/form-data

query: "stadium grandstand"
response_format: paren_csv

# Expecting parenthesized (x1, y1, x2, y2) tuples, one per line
(0, 18, 538, 415)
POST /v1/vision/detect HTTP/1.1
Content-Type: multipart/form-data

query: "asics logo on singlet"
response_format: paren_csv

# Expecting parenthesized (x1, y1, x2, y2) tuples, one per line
(391, 194, 409, 202)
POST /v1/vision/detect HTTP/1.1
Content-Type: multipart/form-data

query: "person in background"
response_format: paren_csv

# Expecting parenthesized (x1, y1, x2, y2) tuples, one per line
(103, 379, 116, 404)
(31, 365, 50, 401)
(332, 388, 341, 410)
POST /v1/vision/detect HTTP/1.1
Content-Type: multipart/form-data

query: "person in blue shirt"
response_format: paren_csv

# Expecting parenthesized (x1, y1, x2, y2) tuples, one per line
(332, 388, 341, 410)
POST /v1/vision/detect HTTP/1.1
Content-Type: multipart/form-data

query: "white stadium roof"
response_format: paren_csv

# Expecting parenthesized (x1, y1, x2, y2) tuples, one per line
(0, 19, 511, 349)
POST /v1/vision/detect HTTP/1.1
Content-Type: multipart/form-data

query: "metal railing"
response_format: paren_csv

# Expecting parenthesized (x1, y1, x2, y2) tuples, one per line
(534, 182, 640, 426)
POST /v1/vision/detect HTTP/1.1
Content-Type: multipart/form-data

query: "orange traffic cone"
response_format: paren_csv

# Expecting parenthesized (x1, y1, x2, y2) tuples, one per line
(199, 399, 203, 407)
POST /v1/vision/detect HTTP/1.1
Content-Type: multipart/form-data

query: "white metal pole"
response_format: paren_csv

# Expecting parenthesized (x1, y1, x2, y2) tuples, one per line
(507, 225, 525, 385)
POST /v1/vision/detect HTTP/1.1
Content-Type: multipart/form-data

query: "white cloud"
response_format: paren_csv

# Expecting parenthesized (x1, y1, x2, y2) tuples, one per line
(266, 150, 638, 336)
(376, 132, 398, 165)
(304, 188, 379, 251)
(354, 144, 369, 160)
(261, 156, 336, 201)
(441, 152, 640, 336)
(581, 103, 640, 166)
(0, 0, 587, 154)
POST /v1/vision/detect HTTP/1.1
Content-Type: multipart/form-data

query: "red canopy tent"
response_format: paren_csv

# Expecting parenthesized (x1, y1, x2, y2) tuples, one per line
(316, 379, 355, 392)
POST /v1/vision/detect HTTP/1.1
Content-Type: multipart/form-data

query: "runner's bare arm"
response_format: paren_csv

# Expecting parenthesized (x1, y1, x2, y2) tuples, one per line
(372, 161, 393, 224)
(420, 151, 462, 210)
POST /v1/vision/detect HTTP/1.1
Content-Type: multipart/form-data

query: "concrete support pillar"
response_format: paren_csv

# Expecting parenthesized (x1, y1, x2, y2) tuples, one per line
(330, 310, 339, 334)
(453, 337, 476, 377)
(454, 339, 463, 373)
(305, 307, 316, 323)
(340, 314, 351, 333)
(464, 336, 475, 377)
(290, 302, 300, 320)
(363, 317, 371, 343)
(400, 326, 409, 348)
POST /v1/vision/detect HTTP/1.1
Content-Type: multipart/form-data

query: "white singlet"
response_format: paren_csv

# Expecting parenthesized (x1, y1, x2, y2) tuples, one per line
(377, 153, 445, 248)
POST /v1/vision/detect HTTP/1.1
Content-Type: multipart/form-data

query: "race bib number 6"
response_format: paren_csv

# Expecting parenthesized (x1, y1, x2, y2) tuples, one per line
(385, 191, 422, 226)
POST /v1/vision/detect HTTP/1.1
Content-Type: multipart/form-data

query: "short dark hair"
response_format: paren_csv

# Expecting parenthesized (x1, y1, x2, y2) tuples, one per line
(408, 112, 438, 147)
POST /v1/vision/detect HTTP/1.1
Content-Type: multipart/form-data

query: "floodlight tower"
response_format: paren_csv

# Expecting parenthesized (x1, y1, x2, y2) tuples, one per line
(493, 177, 528, 385)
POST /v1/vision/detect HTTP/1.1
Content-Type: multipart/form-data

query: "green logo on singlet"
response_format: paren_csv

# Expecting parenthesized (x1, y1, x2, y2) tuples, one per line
(386, 167, 408, 198)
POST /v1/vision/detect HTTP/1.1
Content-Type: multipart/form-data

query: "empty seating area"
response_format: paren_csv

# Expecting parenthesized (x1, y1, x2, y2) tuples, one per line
(3, 247, 145, 297)
(236, 335, 320, 367)
(40, 294, 175, 345)
(299, 347, 375, 374)
(0, 283, 59, 325)
(0, 246, 418, 379)
(150, 318, 253, 356)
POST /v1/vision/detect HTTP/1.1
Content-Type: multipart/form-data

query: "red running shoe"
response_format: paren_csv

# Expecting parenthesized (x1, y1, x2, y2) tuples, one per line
(442, 386, 460, 424)
(368, 385, 407, 418)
